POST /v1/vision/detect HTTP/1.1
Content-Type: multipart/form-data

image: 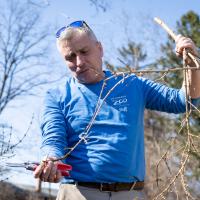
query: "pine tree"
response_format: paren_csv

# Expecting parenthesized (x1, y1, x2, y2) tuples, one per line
(157, 11, 200, 182)
(105, 12, 200, 198)
(157, 11, 200, 88)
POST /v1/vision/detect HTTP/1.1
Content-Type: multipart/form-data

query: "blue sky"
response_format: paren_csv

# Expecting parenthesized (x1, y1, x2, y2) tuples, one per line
(44, 0, 200, 27)
(2, 0, 200, 187)
(42, 0, 200, 65)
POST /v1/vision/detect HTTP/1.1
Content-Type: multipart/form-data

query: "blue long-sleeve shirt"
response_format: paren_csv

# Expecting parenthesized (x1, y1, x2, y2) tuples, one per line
(41, 70, 199, 183)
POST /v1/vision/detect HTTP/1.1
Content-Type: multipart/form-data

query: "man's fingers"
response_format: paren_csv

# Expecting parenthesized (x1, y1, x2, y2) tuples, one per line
(48, 164, 57, 182)
(175, 34, 182, 42)
(33, 158, 64, 183)
(54, 170, 62, 183)
(175, 35, 198, 56)
(40, 160, 54, 182)
(33, 162, 45, 178)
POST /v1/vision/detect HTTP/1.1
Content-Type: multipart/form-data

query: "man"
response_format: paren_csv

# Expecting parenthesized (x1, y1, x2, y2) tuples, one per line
(34, 21, 200, 200)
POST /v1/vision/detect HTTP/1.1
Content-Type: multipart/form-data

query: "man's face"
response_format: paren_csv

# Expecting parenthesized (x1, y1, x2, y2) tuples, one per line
(59, 33, 104, 84)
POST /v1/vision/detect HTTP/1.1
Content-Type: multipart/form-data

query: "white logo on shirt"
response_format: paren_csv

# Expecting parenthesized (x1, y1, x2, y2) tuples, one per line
(111, 96, 129, 112)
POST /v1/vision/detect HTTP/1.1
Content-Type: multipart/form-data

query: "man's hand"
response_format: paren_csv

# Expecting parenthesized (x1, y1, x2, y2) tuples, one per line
(176, 35, 200, 98)
(34, 158, 62, 183)
(175, 34, 198, 58)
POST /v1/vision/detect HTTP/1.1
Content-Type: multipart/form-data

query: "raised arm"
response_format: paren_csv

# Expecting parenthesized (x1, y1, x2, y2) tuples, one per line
(175, 35, 200, 99)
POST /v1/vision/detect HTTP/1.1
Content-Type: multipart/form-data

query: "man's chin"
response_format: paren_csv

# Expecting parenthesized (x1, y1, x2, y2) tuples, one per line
(76, 75, 99, 84)
(75, 71, 104, 84)
(77, 78, 95, 84)
(75, 75, 93, 84)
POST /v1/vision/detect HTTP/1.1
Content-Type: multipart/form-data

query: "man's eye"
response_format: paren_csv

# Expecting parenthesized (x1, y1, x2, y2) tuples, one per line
(65, 54, 76, 61)
(81, 50, 88, 55)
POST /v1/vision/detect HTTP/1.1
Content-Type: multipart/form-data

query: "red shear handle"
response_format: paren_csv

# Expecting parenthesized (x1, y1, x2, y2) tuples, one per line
(29, 163, 72, 177)
(56, 163, 72, 176)
(57, 163, 72, 171)
(61, 170, 70, 176)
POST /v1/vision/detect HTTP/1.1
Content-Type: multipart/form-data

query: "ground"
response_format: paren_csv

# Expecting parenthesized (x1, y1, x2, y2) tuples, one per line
(0, 182, 56, 200)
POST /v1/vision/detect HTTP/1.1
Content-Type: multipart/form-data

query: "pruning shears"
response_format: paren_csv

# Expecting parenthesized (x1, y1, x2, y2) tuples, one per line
(6, 161, 72, 176)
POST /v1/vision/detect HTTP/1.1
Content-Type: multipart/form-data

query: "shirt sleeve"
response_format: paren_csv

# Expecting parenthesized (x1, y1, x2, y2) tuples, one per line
(40, 89, 68, 159)
(142, 78, 196, 113)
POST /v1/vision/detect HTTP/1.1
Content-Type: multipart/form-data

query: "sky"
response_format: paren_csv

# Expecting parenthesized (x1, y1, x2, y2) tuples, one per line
(1, 0, 200, 188)
(41, 0, 200, 69)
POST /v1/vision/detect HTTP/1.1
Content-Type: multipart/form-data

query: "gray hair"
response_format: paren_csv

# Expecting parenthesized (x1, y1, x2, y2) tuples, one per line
(56, 25, 98, 51)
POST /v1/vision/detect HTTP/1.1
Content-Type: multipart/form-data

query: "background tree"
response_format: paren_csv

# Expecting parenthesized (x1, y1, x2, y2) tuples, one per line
(156, 10, 200, 195)
(118, 41, 147, 70)
(157, 11, 200, 88)
(0, 0, 51, 177)
(0, 0, 51, 114)
(27, 0, 112, 12)
(105, 11, 200, 199)
(88, 0, 110, 12)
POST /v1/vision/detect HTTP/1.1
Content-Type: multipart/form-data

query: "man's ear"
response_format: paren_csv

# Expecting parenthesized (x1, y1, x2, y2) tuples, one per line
(97, 41, 103, 57)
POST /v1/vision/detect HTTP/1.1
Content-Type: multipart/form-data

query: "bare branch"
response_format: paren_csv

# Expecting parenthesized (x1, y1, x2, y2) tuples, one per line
(0, 0, 51, 114)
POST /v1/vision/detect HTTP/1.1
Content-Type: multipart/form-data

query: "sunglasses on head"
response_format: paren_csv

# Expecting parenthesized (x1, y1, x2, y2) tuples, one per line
(56, 20, 90, 38)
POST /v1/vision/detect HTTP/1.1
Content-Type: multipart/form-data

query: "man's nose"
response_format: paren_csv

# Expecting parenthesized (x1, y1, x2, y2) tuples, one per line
(76, 55, 85, 67)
